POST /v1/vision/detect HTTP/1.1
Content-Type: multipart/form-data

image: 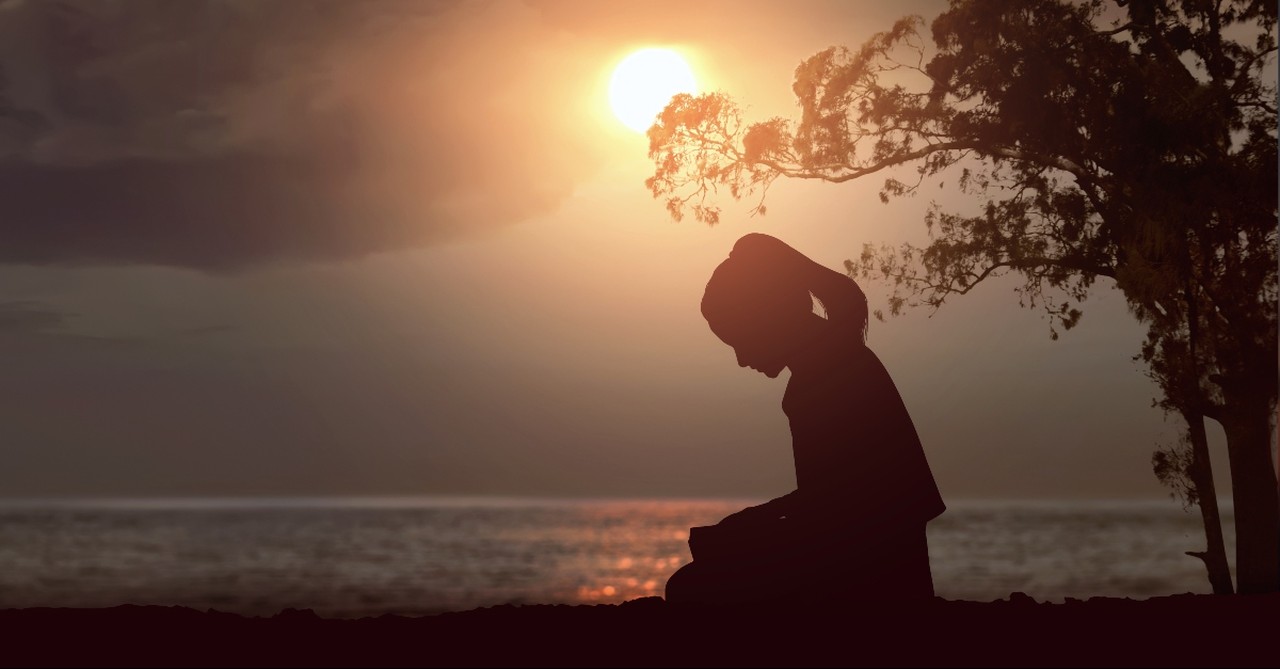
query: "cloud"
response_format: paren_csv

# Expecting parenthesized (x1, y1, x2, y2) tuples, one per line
(0, 300, 67, 333)
(0, 0, 602, 269)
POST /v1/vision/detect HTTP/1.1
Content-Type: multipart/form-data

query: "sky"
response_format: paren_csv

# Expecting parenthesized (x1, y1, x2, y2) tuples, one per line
(0, 0, 1239, 502)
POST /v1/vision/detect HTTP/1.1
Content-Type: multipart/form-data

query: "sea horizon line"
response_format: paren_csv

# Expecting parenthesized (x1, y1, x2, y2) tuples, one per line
(0, 494, 1226, 511)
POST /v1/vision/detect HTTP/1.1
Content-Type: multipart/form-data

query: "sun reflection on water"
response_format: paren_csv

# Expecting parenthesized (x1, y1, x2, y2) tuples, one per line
(0, 498, 1234, 616)
(549, 501, 720, 605)
(576, 547, 688, 602)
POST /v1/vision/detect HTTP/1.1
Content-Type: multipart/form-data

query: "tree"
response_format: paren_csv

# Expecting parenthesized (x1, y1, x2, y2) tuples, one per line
(645, 0, 1277, 593)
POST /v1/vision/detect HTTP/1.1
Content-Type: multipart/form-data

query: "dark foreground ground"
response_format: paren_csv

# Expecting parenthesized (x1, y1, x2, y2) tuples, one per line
(3, 593, 1276, 667)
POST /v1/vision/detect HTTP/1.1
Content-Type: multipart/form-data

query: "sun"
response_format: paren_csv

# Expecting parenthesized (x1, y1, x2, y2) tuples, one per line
(609, 48, 697, 133)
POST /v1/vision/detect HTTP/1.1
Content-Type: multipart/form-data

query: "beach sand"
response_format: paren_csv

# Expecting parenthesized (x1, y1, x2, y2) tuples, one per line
(3, 593, 1275, 667)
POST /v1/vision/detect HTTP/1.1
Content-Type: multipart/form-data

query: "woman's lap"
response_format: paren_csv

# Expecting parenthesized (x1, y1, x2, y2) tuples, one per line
(666, 522, 934, 605)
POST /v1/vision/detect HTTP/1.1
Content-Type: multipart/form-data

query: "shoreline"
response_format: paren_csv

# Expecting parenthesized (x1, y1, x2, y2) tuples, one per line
(3, 592, 1276, 667)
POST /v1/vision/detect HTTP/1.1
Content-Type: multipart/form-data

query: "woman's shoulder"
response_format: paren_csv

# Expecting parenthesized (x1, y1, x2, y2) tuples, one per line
(823, 338, 881, 372)
(785, 342, 892, 400)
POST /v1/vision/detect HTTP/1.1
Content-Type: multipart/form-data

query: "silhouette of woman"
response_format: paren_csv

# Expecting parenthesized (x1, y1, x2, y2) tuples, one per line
(665, 233, 945, 605)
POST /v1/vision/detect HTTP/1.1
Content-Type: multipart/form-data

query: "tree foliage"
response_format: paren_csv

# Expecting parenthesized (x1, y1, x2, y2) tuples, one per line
(646, 0, 1278, 592)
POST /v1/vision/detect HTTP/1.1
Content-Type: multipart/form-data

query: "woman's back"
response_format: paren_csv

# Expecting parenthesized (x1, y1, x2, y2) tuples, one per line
(782, 336, 945, 530)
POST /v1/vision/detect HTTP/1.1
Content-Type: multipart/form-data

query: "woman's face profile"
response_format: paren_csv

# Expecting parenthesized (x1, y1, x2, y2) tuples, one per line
(709, 318, 791, 378)
(703, 247, 815, 379)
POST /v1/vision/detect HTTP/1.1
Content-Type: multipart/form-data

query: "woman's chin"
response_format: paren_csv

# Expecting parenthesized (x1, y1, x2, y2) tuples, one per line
(746, 362, 785, 378)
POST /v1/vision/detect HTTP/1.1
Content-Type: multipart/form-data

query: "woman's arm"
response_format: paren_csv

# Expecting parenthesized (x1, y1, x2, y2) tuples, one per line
(718, 489, 802, 526)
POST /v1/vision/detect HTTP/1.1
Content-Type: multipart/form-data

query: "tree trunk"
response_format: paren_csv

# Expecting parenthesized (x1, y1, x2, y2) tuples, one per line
(1175, 262, 1234, 592)
(1219, 404, 1280, 594)
(1182, 409, 1234, 594)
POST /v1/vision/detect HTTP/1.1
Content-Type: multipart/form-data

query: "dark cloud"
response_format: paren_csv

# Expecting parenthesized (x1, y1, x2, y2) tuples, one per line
(0, 297, 231, 344)
(0, 153, 486, 268)
(0, 300, 67, 333)
(0, 0, 599, 269)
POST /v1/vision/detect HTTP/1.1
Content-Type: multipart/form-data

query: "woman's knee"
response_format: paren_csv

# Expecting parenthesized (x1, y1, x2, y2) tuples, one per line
(663, 560, 705, 604)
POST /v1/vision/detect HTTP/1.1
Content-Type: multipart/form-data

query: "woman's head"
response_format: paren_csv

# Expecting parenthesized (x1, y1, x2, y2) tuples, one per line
(701, 233, 868, 377)
(702, 252, 812, 377)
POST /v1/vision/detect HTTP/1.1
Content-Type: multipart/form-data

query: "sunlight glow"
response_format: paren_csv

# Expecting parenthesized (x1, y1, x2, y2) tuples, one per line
(609, 48, 697, 133)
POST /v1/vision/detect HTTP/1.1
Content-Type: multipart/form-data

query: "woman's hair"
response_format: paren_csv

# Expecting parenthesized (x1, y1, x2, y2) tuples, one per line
(701, 233, 869, 344)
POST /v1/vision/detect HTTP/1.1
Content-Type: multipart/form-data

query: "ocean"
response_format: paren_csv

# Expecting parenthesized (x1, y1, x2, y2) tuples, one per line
(0, 497, 1234, 618)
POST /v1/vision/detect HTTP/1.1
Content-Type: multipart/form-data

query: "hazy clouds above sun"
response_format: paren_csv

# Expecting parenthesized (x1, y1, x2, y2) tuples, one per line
(0, 0, 950, 270)
(0, 0, 617, 269)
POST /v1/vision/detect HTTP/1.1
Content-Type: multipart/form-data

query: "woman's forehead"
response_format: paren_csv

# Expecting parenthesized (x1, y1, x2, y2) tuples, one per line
(706, 317, 745, 346)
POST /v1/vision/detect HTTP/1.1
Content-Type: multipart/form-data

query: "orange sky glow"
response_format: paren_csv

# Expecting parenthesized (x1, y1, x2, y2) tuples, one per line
(0, 0, 1247, 504)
